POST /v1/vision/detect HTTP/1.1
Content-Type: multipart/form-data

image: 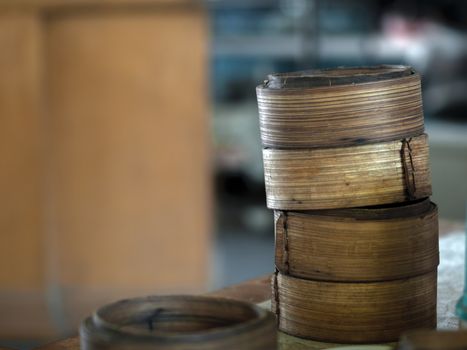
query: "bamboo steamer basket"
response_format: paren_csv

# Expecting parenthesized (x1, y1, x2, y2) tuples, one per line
(257, 65, 424, 149)
(263, 133, 431, 210)
(80, 295, 277, 350)
(399, 330, 467, 350)
(272, 271, 437, 343)
(275, 198, 439, 281)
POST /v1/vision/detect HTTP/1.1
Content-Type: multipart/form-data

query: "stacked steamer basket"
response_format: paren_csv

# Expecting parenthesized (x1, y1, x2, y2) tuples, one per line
(256, 66, 439, 344)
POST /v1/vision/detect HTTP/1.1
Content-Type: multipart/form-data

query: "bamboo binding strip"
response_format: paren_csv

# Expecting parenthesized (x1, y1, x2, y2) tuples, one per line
(80, 295, 277, 350)
(263, 133, 431, 210)
(272, 271, 437, 344)
(275, 198, 439, 281)
(257, 65, 424, 149)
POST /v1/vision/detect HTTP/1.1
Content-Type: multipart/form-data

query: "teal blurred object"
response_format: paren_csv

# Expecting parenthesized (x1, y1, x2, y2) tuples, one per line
(456, 204, 467, 327)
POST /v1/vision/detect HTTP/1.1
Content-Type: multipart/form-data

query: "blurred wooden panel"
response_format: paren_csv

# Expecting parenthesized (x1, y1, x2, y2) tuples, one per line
(0, 14, 56, 337)
(0, 14, 42, 292)
(0, 0, 193, 10)
(45, 6, 210, 291)
(0, 3, 210, 339)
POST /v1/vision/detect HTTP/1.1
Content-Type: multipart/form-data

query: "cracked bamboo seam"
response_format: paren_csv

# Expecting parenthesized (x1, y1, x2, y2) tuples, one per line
(274, 199, 439, 282)
(263, 133, 431, 210)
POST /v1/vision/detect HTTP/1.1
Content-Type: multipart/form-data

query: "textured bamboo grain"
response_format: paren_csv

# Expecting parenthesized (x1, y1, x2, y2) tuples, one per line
(80, 295, 277, 350)
(275, 199, 439, 281)
(257, 65, 424, 149)
(263, 134, 431, 210)
(399, 330, 467, 350)
(271, 271, 437, 344)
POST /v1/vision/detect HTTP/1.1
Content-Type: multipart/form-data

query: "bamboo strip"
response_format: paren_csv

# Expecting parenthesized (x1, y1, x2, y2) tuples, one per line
(80, 295, 277, 350)
(272, 271, 437, 343)
(275, 199, 439, 281)
(263, 134, 431, 210)
(257, 65, 424, 148)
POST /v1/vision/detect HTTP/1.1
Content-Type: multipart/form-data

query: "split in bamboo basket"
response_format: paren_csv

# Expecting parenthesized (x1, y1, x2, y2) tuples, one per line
(263, 133, 431, 210)
(257, 65, 424, 149)
(272, 270, 437, 344)
(275, 198, 439, 281)
(80, 295, 277, 350)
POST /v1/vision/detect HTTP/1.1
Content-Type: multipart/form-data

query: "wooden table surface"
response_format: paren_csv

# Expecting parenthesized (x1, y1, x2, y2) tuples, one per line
(35, 220, 465, 350)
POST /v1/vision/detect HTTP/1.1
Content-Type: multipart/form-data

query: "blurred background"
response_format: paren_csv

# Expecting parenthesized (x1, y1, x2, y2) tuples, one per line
(0, 0, 466, 348)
